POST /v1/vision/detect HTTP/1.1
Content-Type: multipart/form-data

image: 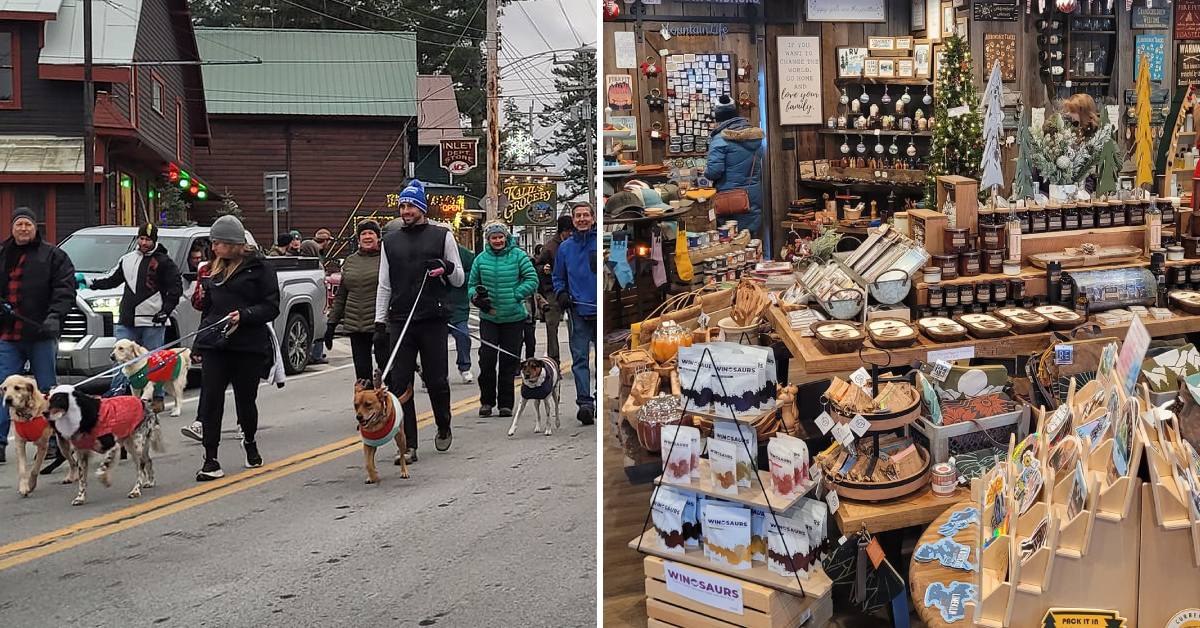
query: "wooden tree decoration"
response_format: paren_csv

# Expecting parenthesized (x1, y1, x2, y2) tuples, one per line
(1095, 103, 1122, 197)
(979, 61, 1005, 203)
(1134, 53, 1154, 190)
(925, 35, 984, 205)
(1013, 111, 1036, 200)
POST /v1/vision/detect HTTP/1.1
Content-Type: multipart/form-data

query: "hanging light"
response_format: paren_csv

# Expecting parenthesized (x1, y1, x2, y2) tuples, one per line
(196, 190, 208, 200)
(120, 175, 132, 189)
(178, 178, 189, 188)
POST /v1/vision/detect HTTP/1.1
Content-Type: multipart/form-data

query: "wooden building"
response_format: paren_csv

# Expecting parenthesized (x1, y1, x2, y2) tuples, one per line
(0, 0, 209, 242)
(192, 28, 417, 245)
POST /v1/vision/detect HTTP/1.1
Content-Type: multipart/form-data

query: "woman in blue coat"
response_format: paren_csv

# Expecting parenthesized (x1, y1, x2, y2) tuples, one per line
(704, 95, 765, 237)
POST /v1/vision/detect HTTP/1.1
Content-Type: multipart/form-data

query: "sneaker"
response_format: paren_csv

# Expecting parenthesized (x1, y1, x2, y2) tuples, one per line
(479, 405, 493, 417)
(243, 440, 262, 468)
(577, 406, 595, 426)
(196, 459, 224, 481)
(181, 421, 203, 442)
(0, 447, 5, 465)
(403, 447, 418, 464)
(435, 428, 453, 452)
(498, 407, 513, 417)
(459, 370, 473, 383)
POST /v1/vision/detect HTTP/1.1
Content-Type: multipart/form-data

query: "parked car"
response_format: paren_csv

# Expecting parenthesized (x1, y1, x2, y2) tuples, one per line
(55, 225, 328, 382)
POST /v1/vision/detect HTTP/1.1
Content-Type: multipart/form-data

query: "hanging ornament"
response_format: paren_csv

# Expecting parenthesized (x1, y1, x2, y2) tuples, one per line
(869, 103, 880, 118)
(839, 87, 850, 105)
(640, 56, 659, 78)
(874, 138, 885, 154)
(738, 63, 753, 79)
(603, 0, 620, 20)
(738, 90, 755, 110)
(1055, 0, 1077, 12)
(859, 88, 871, 104)
(840, 135, 851, 154)
(856, 135, 867, 154)
(889, 137, 899, 155)
(881, 87, 892, 105)
(923, 86, 933, 105)
(851, 98, 861, 114)
(645, 88, 666, 110)
(901, 86, 911, 104)
(907, 139, 918, 157)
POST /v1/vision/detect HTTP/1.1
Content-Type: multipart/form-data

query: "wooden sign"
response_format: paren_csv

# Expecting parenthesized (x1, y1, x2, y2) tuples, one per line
(972, 0, 1018, 21)
(1177, 0, 1200, 41)
(911, 0, 925, 29)
(439, 138, 478, 176)
(776, 36, 823, 126)
(805, 0, 885, 22)
(984, 33, 1017, 82)
(1179, 42, 1200, 85)
(500, 182, 556, 226)
(1132, 5, 1170, 29)
(1137, 34, 1167, 82)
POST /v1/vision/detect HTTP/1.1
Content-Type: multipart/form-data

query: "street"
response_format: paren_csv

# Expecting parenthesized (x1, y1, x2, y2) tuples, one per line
(0, 332, 596, 627)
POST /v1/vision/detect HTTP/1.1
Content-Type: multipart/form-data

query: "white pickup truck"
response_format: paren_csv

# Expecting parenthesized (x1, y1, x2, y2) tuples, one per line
(55, 225, 328, 383)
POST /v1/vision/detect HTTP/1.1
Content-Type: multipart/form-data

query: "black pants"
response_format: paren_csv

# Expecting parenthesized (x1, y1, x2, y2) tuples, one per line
(388, 318, 451, 450)
(349, 331, 388, 383)
(200, 350, 263, 461)
(478, 319, 523, 410)
(522, 318, 536, 360)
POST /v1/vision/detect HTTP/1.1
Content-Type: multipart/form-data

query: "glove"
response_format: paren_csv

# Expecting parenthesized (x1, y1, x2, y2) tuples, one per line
(42, 316, 60, 339)
(556, 291, 573, 311)
(324, 324, 337, 350)
(373, 322, 389, 348)
(424, 259, 447, 272)
(152, 312, 170, 325)
(472, 293, 493, 312)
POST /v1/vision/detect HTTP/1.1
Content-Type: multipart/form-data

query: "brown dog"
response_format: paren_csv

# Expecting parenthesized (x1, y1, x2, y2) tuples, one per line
(351, 372, 414, 485)
(1, 374, 78, 496)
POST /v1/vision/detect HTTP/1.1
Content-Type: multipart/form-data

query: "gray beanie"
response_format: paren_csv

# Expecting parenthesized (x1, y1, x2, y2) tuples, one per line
(210, 215, 246, 244)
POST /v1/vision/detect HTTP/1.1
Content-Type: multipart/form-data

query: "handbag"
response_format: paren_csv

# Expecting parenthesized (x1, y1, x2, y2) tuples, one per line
(712, 147, 761, 217)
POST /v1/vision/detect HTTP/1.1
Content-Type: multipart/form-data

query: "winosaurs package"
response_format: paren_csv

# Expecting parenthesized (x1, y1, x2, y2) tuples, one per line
(651, 487, 690, 553)
(678, 343, 777, 420)
(773, 433, 811, 490)
(707, 438, 740, 496)
(798, 497, 830, 568)
(768, 434, 811, 498)
(702, 502, 753, 569)
(766, 511, 811, 577)
(682, 491, 701, 547)
(750, 507, 767, 561)
(689, 427, 701, 480)
(712, 418, 757, 488)
(660, 425, 696, 483)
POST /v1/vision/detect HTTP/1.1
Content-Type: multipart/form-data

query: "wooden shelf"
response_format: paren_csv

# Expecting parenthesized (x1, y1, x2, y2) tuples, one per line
(798, 178, 926, 191)
(629, 529, 834, 599)
(818, 129, 933, 137)
(655, 459, 818, 513)
(834, 77, 932, 86)
(1071, 30, 1116, 34)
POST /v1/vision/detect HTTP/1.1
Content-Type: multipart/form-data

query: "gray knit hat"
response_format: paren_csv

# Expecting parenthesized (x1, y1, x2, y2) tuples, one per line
(210, 215, 246, 244)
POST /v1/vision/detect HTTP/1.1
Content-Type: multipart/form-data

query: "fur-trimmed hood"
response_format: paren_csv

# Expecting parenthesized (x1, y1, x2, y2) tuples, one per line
(720, 126, 764, 142)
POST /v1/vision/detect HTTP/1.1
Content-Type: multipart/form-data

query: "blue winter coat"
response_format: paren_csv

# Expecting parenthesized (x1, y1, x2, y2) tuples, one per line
(552, 228, 597, 317)
(704, 117, 765, 232)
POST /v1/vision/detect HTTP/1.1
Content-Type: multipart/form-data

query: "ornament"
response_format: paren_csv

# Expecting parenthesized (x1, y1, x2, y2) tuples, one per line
(896, 100, 906, 115)
(738, 90, 755, 110)
(889, 138, 899, 155)
(1055, 0, 1077, 12)
(875, 139, 885, 154)
(649, 121, 664, 141)
(837, 115, 847, 128)
(923, 86, 933, 105)
(841, 135, 851, 154)
(901, 86, 912, 104)
(881, 88, 892, 105)
(603, 0, 619, 20)
(907, 140, 918, 157)
(851, 98, 861, 114)
(869, 103, 880, 118)
(839, 88, 850, 105)
(645, 88, 666, 109)
(640, 57, 659, 78)
(859, 88, 871, 104)
(856, 136, 867, 154)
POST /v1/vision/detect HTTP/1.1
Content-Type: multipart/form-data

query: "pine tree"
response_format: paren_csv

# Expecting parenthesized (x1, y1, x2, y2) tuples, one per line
(1095, 105, 1122, 197)
(1013, 112, 1036, 200)
(925, 35, 984, 204)
(978, 62, 1004, 196)
(536, 49, 596, 200)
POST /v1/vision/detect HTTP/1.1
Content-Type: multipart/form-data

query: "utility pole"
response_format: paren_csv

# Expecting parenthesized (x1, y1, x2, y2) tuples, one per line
(583, 99, 595, 209)
(485, 0, 499, 220)
(83, 0, 95, 226)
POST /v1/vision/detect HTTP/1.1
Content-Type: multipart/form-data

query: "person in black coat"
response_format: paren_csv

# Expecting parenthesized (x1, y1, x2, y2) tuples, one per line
(0, 207, 75, 466)
(192, 215, 280, 481)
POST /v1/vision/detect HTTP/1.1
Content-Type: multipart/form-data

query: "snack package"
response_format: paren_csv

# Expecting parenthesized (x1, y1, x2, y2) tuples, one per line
(682, 491, 701, 548)
(651, 488, 689, 554)
(750, 508, 767, 562)
(768, 438, 798, 496)
(799, 497, 829, 568)
(707, 439, 740, 496)
(702, 503, 753, 570)
(713, 419, 758, 488)
(689, 427, 702, 480)
(774, 433, 811, 489)
(661, 425, 694, 483)
(766, 512, 811, 577)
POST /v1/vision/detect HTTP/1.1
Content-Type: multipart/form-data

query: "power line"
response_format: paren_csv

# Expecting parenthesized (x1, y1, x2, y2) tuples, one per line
(273, 0, 483, 51)
(555, 0, 583, 46)
(513, 1, 554, 51)
(316, 0, 489, 39)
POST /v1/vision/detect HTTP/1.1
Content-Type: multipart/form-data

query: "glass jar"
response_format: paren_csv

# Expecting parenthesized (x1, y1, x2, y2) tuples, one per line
(651, 321, 691, 363)
(1096, 201, 1114, 227)
(981, 248, 1005, 274)
(1183, 235, 1200, 259)
(1059, 271, 1075, 304)
(992, 278, 1009, 302)
(1164, 198, 1177, 225)
(1129, 199, 1146, 226)
(1111, 199, 1127, 227)
(934, 254, 959, 280)
(1046, 203, 1063, 232)
(944, 284, 960, 307)
(979, 223, 1004, 250)
(975, 281, 991, 305)
(1029, 206, 1047, 233)
(1189, 264, 1200, 285)
(1079, 201, 1097, 229)
(927, 284, 944, 308)
(960, 284, 975, 306)
(1016, 208, 1031, 233)
(943, 227, 971, 253)
(959, 251, 981, 277)
(1168, 245, 1186, 261)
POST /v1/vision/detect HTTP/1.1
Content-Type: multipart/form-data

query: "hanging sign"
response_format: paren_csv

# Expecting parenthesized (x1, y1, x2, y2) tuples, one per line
(500, 181, 556, 226)
(1041, 609, 1127, 628)
(1177, 0, 1200, 41)
(776, 36, 822, 126)
(1133, 5, 1170, 29)
(1179, 42, 1200, 85)
(972, 0, 1018, 21)
(804, 0, 885, 22)
(439, 138, 478, 176)
(1136, 34, 1167, 82)
(658, 23, 731, 37)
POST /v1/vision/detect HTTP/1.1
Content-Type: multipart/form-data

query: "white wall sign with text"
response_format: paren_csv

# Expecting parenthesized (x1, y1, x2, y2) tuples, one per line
(805, 0, 885, 22)
(776, 36, 822, 125)
(662, 561, 745, 614)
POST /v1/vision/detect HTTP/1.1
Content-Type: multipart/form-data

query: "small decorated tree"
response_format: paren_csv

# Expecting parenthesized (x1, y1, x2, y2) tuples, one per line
(925, 35, 984, 205)
(979, 61, 1005, 206)
(1013, 111, 1036, 200)
(1094, 105, 1122, 197)
(1134, 53, 1154, 190)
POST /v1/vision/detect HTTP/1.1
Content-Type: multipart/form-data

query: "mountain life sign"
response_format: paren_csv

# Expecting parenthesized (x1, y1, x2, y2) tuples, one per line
(440, 138, 479, 176)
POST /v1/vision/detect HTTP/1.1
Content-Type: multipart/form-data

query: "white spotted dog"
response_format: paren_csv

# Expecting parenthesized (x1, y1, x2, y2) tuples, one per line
(111, 338, 190, 417)
(508, 357, 562, 437)
(46, 385, 164, 505)
(0, 374, 79, 496)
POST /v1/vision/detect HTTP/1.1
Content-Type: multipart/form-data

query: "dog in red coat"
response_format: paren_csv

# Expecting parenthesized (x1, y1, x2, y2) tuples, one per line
(0, 375, 79, 496)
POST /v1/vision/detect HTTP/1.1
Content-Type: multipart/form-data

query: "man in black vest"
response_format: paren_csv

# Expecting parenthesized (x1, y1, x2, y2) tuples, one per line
(374, 180, 464, 462)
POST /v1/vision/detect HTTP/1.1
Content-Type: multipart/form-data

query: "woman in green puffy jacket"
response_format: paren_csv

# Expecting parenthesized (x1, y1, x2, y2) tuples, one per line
(468, 220, 538, 417)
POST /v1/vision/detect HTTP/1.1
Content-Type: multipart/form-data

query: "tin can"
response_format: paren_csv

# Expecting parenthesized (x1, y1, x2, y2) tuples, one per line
(931, 462, 957, 496)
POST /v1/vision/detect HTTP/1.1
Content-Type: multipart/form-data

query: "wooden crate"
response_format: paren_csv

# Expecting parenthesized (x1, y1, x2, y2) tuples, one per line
(908, 207, 949, 255)
(935, 175, 979, 234)
(643, 556, 834, 628)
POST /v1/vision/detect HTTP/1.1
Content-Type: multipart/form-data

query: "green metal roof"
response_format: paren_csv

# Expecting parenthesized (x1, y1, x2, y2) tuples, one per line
(195, 28, 417, 118)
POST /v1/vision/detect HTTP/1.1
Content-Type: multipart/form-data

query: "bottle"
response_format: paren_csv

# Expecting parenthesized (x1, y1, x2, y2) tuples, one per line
(1038, 34, 1062, 46)
(1059, 270, 1074, 305)
(1074, 292, 1090, 318)
(1047, 261, 1063, 305)
(1039, 50, 1064, 63)
(1006, 211, 1022, 262)
(1147, 196, 1163, 252)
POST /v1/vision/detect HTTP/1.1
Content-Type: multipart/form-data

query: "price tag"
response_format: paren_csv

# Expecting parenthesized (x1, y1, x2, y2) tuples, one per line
(809, 462, 823, 482)
(850, 414, 871, 437)
(825, 489, 841, 514)
(1055, 344, 1073, 365)
(815, 410, 835, 434)
(697, 311, 710, 328)
(832, 422, 856, 448)
(928, 346, 974, 363)
(838, 535, 848, 546)
(849, 367, 870, 388)
(929, 359, 952, 383)
(708, 208, 717, 222)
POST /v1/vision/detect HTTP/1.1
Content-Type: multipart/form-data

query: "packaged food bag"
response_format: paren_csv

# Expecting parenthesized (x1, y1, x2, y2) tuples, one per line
(707, 438, 739, 496)
(799, 497, 829, 567)
(702, 503, 752, 570)
(688, 426, 702, 480)
(682, 491, 701, 547)
(766, 512, 811, 577)
(661, 425, 693, 483)
(768, 438, 798, 496)
(713, 419, 758, 488)
(750, 508, 767, 562)
(774, 433, 811, 490)
(651, 488, 689, 553)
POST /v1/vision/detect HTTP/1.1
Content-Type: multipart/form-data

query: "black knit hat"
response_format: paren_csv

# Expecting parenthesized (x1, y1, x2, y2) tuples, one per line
(357, 220, 381, 239)
(556, 215, 574, 235)
(277, 232, 297, 247)
(11, 207, 36, 229)
(138, 223, 158, 242)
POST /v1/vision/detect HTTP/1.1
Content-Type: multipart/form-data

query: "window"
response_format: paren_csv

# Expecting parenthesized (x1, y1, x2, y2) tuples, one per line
(0, 29, 21, 109)
(151, 73, 164, 115)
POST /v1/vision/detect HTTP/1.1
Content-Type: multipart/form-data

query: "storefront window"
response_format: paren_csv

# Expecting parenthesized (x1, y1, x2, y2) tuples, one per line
(12, 187, 46, 235)
(0, 30, 19, 108)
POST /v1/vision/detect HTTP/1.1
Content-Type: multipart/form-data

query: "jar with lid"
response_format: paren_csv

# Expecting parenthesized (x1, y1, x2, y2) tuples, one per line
(1096, 200, 1114, 227)
(1168, 245, 1186, 262)
(1189, 264, 1200, 285)
(923, 266, 941, 283)
(927, 284, 944, 308)
(959, 251, 982, 277)
(1111, 199, 1127, 226)
(975, 281, 991, 305)
(981, 248, 1005, 274)
(1009, 278, 1025, 300)
(1079, 200, 1097, 228)
(1129, 199, 1147, 226)
(1164, 198, 1178, 225)
(1029, 206, 1048, 233)
(944, 284, 960, 307)
(1074, 292, 1090, 317)
(977, 208, 995, 228)
(991, 278, 1009, 302)
(1046, 203, 1063, 232)
(934, 253, 959, 280)
(1047, 261, 1063, 304)
(1062, 203, 1081, 230)
(1169, 265, 1186, 287)
(943, 227, 971, 253)
(979, 223, 1004, 250)
(1015, 207, 1031, 233)
(959, 284, 975, 306)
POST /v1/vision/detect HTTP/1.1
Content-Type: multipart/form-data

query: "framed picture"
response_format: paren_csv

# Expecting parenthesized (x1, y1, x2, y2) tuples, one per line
(942, 5, 956, 37)
(984, 33, 1017, 82)
(912, 0, 926, 29)
(934, 47, 946, 78)
(878, 59, 896, 77)
(895, 36, 914, 51)
(868, 37, 895, 52)
(927, 0, 942, 42)
(898, 59, 915, 77)
(864, 59, 880, 77)
(837, 47, 868, 77)
(914, 42, 932, 77)
(956, 16, 969, 39)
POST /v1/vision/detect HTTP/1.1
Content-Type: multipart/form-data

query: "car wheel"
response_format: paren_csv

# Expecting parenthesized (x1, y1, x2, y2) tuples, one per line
(283, 311, 311, 375)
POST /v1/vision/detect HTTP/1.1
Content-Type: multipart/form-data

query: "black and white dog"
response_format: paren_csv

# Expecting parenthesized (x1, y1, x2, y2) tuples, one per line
(508, 357, 562, 437)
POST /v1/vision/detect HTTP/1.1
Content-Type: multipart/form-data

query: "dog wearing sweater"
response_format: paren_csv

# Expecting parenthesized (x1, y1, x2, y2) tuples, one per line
(1, 375, 79, 496)
(351, 371, 414, 485)
(111, 339, 190, 417)
(508, 357, 562, 437)
(46, 385, 163, 505)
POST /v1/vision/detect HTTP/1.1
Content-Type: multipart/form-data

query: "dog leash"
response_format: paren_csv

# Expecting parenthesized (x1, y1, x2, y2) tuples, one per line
(446, 323, 524, 360)
(380, 272, 429, 382)
(74, 314, 233, 388)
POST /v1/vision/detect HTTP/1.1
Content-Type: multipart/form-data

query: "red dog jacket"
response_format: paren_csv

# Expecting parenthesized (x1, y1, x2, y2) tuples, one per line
(70, 396, 146, 452)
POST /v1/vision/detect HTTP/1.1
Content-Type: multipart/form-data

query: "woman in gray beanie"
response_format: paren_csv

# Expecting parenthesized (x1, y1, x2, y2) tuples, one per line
(704, 94, 764, 237)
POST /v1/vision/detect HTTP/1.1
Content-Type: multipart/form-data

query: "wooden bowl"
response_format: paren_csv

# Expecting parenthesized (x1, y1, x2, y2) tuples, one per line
(810, 321, 866, 354)
(1033, 305, 1085, 330)
(955, 313, 1013, 339)
(823, 443, 933, 502)
(917, 317, 969, 343)
(866, 318, 918, 349)
(829, 384, 922, 431)
(1169, 290, 1200, 315)
(995, 307, 1050, 334)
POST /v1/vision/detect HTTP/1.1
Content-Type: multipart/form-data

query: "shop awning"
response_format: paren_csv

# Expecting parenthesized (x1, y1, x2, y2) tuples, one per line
(0, 136, 83, 174)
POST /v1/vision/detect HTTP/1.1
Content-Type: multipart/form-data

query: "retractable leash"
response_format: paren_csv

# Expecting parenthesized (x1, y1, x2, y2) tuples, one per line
(74, 314, 233, 388)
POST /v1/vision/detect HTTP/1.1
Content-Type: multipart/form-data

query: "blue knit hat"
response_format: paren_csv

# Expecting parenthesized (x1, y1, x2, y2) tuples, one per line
(397, 179, 428, 213)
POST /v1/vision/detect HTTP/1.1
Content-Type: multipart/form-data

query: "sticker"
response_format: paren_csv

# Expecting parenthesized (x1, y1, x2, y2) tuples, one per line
(825, 489, 840, 513)
(1054, 344, 1073, 365)
(1045, 405, 1071, 446)
(929, 360, 952, 383)
(1019, 516, 1049, 564)
(937, 507, 980, 537)
(1166, 608, 1200, 628)
(849, 367, 870, 388)
(815, 410, 834, 434)
(1015, 462, 1045, 514)
(915, 537, 976, 571)
(928, 346, 975, 363)
(1041, 609, 1127, 628)
(850, 414, 871, 437)
(832, 422, 856, 448)
(924, 581, 978, 623)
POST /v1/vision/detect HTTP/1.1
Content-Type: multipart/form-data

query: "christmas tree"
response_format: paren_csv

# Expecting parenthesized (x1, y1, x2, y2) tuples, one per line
(979, 62, 1005, 196)
(925, 35, 984, 205)
(1095, 104, 1122, 197)
(1013, 110, 1036, 199)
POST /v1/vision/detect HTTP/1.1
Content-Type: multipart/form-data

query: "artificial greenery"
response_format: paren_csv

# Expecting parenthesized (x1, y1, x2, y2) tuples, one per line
(1028, 113, 1113, 186)
(925, 35, 983, 204)
(1095, 105, 1122, 197)
(1012, 110, 1036, 199)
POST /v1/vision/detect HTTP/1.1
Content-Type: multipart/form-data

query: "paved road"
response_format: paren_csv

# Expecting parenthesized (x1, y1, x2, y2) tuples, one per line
(0, 333, 596, 627)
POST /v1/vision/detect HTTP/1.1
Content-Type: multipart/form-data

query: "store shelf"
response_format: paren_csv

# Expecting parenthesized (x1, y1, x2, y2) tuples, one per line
(629, 529, 834, 598)
(834, 77, 932, 86)
(1071, 30, 1116, 34)
(818, 129, 933, 137)
(655, 459, 818, 514)
(798, 178, 926, 191)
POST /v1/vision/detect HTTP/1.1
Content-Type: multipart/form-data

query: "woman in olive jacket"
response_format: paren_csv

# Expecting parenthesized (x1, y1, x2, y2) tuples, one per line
(325, 221, 387, 382)
(192, 215, 280, 481)
(468, 220, 538, 417)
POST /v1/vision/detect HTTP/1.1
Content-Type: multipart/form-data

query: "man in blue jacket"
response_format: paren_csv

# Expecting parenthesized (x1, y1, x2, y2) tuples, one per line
(704, 95, 764, 237)
(552, 202, 597, 425)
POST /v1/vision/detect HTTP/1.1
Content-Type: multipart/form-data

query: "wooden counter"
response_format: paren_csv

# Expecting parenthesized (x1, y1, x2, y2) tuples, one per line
(833, 485, 968, 535)
(908, 499, 978, 628)
(770, 306, 1200, 377)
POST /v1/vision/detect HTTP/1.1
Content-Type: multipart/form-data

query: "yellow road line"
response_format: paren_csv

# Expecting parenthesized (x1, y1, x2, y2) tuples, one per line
(0, 393, 482, 571)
